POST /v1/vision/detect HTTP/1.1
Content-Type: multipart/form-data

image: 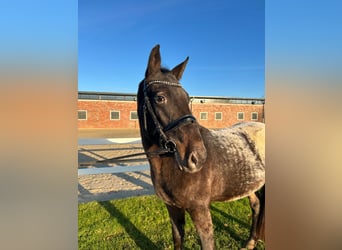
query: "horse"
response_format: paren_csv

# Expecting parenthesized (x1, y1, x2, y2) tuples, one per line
(137, 45, 265, 250)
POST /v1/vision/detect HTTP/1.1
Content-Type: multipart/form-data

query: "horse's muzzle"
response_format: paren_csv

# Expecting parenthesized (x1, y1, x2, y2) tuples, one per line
(183, 147, 207, 173)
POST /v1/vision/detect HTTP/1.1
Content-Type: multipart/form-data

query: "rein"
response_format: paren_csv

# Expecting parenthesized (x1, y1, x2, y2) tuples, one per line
(79, 147, 172, 167)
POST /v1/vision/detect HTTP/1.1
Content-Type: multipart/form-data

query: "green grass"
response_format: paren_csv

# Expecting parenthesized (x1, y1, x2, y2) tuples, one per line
(78, 195, 265, 249)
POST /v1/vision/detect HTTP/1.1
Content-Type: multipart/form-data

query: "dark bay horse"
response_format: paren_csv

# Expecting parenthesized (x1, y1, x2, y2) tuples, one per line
(137, 45, 265, 249)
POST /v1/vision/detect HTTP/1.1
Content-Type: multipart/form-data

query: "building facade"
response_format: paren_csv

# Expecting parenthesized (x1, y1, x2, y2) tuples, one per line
(78, 91, 265, 129)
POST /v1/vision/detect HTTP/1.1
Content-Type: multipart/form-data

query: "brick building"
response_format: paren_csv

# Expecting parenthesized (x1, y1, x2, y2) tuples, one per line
(78, 91, 265, 129)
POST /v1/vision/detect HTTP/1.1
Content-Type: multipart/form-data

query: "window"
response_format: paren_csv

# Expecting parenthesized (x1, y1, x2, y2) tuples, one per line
(237, 112, 244, 120)
(78, 110, 87, 120)
(200, 112, 208, 120)
(110, 111, 120, 120)
(215, 112, 222, 120)
(251, 112, 258, 121)
(130, 111, 138, 120)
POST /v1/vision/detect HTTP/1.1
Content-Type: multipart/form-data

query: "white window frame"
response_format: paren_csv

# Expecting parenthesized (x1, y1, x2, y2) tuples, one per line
(251, 112, 258, 121)
(215, 112, 222, 120)
(78, 110, 87, 120)
(130, 111, 138, 120)
(110, 110, 120, 120)
(200, 112, 208, 120)
(237, 112, 244, 121)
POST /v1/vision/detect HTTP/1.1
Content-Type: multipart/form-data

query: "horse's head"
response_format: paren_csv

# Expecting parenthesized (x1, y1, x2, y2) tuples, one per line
(137, 45, 207, 173)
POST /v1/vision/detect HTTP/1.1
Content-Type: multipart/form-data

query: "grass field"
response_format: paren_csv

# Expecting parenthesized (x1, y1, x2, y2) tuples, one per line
(78, 195, 265, 249)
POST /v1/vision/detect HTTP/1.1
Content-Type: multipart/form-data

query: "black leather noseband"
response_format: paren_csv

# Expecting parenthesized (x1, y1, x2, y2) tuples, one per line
(163, 114, 196, 132)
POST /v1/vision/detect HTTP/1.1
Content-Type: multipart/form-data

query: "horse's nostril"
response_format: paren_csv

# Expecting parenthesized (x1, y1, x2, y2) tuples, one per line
(191, 154, 198, 165)
(189, 152, 198, 166)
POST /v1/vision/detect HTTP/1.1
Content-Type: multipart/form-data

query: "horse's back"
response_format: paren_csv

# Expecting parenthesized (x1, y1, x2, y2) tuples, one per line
(231, 122, 265, 163)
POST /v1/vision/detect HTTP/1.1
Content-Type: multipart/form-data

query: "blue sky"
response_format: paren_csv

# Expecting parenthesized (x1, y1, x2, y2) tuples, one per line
(79, 0, 264, 98)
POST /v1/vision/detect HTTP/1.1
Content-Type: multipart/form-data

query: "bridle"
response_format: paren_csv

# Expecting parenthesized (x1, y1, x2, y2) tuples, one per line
(142, 80, 197, 166)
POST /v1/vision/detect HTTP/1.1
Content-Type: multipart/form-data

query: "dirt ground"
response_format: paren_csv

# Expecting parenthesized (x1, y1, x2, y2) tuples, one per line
(78, 130, 154, 203)
(78, 128, 141, 138)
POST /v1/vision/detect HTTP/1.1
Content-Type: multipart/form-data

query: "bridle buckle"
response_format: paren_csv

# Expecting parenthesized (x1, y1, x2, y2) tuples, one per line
(164, 140, 177, 153)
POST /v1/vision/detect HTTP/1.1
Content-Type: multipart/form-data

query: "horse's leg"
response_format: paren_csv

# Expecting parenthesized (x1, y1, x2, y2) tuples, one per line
(243, 186, 265, 250)
(255, 185, 265, 242)
(166, 204, 185, 250)
(188, 206, 214, 250)
(242, 186, 265, 250)
(242, 193, 260, 249)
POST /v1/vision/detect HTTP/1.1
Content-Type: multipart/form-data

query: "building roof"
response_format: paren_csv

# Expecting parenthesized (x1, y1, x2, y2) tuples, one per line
(78, 91, 265, 105)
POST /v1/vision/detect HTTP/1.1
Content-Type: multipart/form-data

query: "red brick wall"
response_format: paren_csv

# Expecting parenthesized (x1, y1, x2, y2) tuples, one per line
(78, 100, 139, 129)
(78, 100, 264, 129)
(191, 103, 264, 128)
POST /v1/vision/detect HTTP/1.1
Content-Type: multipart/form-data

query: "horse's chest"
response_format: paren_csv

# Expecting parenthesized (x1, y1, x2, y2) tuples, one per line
(151, 166, 208, 207)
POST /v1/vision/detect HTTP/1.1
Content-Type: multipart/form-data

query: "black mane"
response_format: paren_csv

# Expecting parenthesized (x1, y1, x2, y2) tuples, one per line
(160, 67, 170, 73)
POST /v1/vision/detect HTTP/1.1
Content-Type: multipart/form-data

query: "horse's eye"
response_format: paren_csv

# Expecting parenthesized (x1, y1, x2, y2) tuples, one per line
(154, 95, 166, 104)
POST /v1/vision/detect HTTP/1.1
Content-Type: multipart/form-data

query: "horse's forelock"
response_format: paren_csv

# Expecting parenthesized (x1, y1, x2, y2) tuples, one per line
(160, 67, 170, 73)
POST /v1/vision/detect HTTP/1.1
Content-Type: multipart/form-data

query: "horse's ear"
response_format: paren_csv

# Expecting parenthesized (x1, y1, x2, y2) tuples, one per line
(145, 44, 161, 77)
(171, 56, 189, 80)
